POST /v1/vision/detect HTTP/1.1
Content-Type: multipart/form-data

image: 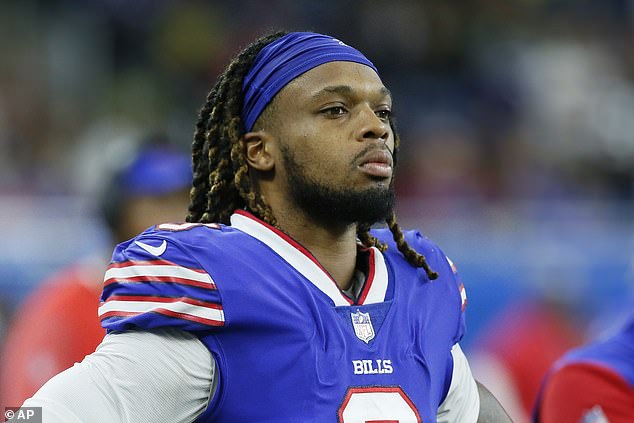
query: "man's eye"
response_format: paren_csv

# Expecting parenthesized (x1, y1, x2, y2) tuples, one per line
(322, 106, 347, 116)
(376, 109, 392, 121)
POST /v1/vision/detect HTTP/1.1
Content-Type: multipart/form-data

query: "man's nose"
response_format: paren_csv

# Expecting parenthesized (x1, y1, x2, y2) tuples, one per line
(355, 107, 390, 142)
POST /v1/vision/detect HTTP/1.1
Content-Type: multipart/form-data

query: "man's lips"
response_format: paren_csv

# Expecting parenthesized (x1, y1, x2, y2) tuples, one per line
(357, 149, 393, 178)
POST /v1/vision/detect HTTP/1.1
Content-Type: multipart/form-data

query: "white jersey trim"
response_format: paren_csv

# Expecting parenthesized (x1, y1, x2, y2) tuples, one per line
(98, 298, 225, 325)
(436, 343, 480, 422)
(104, 262, 215, 287)
(360, 247, 389, 304)
(230, 211, 389, 306)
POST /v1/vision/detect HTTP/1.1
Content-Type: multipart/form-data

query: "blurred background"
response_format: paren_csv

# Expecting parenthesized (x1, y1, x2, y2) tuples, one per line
(0, 0, 632, 421)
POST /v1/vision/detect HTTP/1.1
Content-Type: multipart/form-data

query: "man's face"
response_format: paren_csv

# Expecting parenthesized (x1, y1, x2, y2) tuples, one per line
(264, 61, 396, 226)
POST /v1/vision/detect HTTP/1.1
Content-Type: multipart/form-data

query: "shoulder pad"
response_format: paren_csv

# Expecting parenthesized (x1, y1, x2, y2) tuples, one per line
(99, 230, 224, 333)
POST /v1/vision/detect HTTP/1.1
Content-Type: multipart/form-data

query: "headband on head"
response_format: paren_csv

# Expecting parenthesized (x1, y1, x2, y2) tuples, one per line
(241, 32, 378, 132)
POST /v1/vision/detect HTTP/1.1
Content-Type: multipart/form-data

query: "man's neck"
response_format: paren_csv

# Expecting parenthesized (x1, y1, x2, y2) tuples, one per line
(272, 206, 359, 291)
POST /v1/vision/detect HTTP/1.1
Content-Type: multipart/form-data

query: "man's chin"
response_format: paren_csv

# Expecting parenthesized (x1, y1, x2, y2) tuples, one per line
(297, 186, 394, 226)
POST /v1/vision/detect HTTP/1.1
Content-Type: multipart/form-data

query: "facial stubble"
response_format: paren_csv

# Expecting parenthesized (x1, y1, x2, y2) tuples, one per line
(280, 143, 395, 227)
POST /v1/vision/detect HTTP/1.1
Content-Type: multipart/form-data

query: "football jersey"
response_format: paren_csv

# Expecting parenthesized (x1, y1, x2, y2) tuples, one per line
(534, 315, 634, 422)
(560, 316, 634, 386)
(100, 210, 468, 422)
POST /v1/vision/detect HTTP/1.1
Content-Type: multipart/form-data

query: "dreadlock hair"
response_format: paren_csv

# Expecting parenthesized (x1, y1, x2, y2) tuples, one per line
(186, 31, 439, 281)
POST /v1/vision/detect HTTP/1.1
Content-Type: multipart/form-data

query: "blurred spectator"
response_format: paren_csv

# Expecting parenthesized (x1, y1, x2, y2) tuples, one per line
(0, 135, 192, 409)
(470, 295, 586, 423)
(533, 310, 634, 423)
(534, 257, 634, 423)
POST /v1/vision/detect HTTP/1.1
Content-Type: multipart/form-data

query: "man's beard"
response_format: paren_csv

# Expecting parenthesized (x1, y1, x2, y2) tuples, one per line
(281, 145, 395, 227)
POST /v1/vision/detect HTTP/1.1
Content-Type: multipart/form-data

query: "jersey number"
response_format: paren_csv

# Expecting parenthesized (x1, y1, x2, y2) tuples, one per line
(338, 387, 422, 423)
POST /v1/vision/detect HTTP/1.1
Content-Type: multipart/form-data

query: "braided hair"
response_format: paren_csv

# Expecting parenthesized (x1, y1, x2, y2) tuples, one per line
(186, 31, 438, 280)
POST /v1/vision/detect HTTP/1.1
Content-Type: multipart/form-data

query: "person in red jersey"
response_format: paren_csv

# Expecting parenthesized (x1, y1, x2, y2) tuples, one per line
(0, 137, 191, 409)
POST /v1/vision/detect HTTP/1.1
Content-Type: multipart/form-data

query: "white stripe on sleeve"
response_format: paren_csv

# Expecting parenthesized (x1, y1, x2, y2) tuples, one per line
(104, 263, 215, 287)
(98, 298, 225, 325)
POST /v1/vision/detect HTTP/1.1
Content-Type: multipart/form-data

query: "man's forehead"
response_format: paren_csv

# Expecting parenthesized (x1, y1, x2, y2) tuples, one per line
(287, 61, 389, 98)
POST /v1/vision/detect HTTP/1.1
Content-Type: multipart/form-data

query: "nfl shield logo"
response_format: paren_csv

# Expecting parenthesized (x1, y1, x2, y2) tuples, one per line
(351, 310, 375, 343)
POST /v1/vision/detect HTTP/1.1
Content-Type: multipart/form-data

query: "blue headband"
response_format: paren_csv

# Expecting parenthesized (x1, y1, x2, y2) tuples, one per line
(241, 32, 378, 132)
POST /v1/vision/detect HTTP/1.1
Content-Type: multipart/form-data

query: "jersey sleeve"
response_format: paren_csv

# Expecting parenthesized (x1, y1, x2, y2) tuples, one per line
(536, 362, 634, 423)
(23, 328, 213, 423)
(99, 232, 224, 333)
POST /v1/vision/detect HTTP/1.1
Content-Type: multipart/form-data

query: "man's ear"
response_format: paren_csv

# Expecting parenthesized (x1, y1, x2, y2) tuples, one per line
(244, 131, 275, 172)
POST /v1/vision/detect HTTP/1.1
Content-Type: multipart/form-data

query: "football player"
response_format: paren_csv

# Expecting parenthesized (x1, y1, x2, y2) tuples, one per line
(23, 31, 511, 422)
(534, 312, 634, 422)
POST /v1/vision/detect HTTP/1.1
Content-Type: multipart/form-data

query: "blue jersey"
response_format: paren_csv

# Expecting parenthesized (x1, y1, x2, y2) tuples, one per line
(558, 315, 634, 387)
(100, 211, 468, 422)
(533, 315, 634, 423)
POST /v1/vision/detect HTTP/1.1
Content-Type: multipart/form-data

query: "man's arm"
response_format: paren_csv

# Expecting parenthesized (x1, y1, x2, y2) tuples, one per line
(23, 328, 214, 423)
(476, 380, 513, 423)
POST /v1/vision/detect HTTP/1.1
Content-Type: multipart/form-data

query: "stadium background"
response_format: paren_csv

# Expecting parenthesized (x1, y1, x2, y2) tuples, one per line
(0, 0, 632, 418)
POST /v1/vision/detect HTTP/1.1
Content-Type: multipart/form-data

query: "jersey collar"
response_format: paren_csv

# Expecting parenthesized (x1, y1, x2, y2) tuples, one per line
(229, 210, 389, 306)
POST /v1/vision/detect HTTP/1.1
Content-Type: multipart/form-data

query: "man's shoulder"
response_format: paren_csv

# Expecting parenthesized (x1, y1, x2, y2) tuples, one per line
(100, 222, 254, 333)
(558, 321, 634, 386)
(139, 221, 239, 244)
(114, 221, 251, 262)
(370, 228, 450, 277)
(370, 227, 465, 309)
(370, 227, 439, 256)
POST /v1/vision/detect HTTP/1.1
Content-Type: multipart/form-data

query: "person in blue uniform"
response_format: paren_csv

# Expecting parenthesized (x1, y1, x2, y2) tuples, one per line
(23, 31, 511, 422)
(533, 312, 634, 422)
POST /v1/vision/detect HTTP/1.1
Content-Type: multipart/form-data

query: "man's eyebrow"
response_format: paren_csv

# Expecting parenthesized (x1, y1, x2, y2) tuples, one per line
(312, 85, 352, 98)
(311, 85, 392, 100)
